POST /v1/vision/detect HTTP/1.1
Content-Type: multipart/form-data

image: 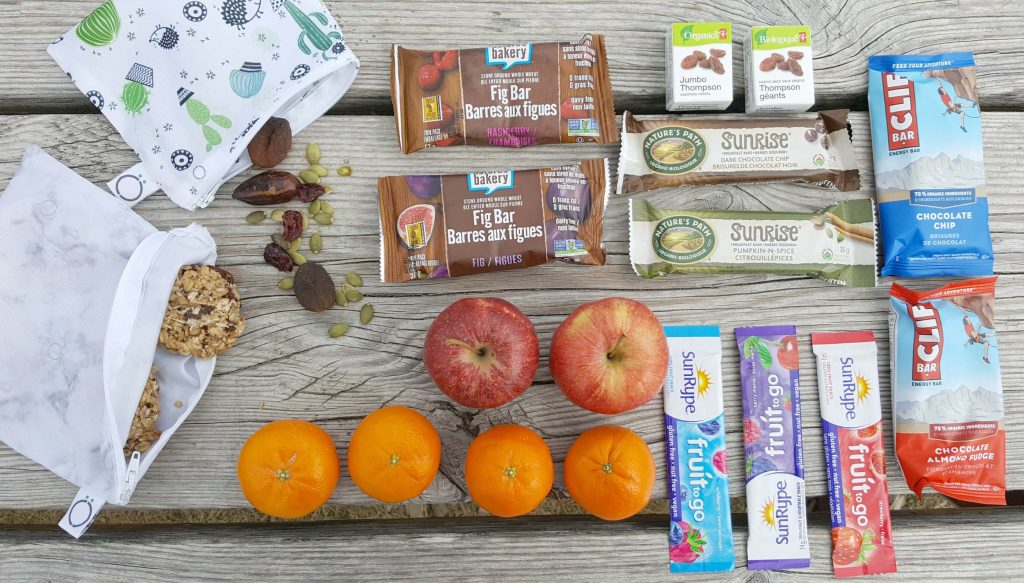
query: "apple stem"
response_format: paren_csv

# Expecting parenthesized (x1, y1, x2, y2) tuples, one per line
(606, 334, 628, 361)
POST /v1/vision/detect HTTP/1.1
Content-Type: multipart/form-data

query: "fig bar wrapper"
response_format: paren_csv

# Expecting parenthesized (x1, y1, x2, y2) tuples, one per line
(390, 35, 616, 154)
(379, 160, 608, 283)
(663, 326, 735, 573)
(629, 198, 878, 287)
(869, 53, 994, 277)
(811, 332, 897, 578)
(735, 327, 810, 570)
(617, 110, 860, 194)
(889, 277, 1006, 505)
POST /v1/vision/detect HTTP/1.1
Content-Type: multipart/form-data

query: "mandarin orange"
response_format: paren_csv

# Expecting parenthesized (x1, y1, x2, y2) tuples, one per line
(464, 425, 553, 518)
(564, 425, 655, 520)
(347, 406, 442, 503)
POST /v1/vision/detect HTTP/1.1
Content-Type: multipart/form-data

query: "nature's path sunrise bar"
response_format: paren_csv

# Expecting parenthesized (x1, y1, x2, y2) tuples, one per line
(391, 35, 616, 154)
(629, 198, 877, 287)
(617, 110, 859, 194)
(378, 160, 608, 282)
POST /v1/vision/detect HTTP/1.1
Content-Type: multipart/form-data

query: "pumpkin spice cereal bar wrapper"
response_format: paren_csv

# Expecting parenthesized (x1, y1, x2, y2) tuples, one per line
(811, 332, 897, 578)
(735, 327, 810, 570)
(617, 110, 860, 194)
(663, 326, 735, 573)
(390, 35, 616, 154)
(378, 160, 608, 282)
(889, 277, 1005, 505)
(629, 198, 878, 287)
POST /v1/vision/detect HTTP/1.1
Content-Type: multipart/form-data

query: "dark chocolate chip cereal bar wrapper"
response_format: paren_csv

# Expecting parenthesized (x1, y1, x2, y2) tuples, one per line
(379, 160, 609, 283)
(391, 35, 617, 154)
(617, 110, 861, 193)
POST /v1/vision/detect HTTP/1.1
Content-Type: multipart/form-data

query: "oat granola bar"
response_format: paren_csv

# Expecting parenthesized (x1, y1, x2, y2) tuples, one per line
(124, 366, 161, 456)
(159, 264, 245, 359)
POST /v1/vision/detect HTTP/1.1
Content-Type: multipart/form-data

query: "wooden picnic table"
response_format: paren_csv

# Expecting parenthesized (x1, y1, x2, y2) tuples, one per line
(1, 0, 1023, 580)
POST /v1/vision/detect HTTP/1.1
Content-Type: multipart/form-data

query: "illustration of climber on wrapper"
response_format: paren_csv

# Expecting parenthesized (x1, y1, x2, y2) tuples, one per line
(926, 66, 980, 133)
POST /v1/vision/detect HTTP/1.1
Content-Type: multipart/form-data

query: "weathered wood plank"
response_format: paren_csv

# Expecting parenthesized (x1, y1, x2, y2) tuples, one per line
(2, 1, 1024, 114)
(0, 113, 1020, 511)
(1, 509, 1021, 581)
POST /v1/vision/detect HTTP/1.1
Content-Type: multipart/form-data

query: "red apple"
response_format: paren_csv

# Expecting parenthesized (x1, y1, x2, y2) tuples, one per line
(424, 298, 539, 408)
(549, 297, 669, 414)
(777, 335, 800, 370)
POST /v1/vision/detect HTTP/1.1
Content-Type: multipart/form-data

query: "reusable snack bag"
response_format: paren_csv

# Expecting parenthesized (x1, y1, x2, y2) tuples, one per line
(48, 0, 359, 210)
(868, 53, 993, 277)
(0, 147, 221, 537)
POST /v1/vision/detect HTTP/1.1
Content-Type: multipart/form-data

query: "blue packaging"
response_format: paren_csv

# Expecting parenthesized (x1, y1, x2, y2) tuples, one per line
(868, 53, 993, 277)
(663, 326, 735, 573)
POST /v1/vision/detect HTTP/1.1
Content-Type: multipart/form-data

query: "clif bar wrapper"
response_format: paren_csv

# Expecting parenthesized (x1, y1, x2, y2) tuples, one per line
(811, 332, 897, 578)
(889, 277, 1006, 505)
(663, 326, 735, 573)
(735, 327, 810, 570)
(617, 110, 860, 194)
(390, 35, 617, 154)
(629, 198, 878, 287)
(378, 160, 608, 283)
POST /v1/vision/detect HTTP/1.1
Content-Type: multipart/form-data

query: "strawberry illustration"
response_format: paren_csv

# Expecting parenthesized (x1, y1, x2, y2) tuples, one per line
(432, 51, 459, 71)
(871, 451, 886, 476)
(669, 521, 707, 564)
(743, 418, 762, 444)
(425, 103, 455, 131)
(832, 527, 877, 566)
(417, 63, 442, 91)
(857, 424, 880, 441)
(783, 392, 792, 411)
(712, 450, 728, 474)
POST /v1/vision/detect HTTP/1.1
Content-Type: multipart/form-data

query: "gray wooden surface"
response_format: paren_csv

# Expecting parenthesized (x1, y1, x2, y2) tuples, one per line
(2, 509, 1022, 582)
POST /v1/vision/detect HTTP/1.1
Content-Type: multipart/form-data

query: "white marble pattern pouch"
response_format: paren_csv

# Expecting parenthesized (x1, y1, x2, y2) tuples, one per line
(48, 0, 359, 210)
(0, 147, 221, 538)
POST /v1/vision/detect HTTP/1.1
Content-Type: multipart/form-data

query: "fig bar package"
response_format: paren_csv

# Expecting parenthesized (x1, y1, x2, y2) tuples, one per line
(666, 22, 733, 111)
(378, 160, 608, 282)
(869, 53, 994, 277)
(391, 35, 616, 154)
(629, 198, 877, 287)
(663, 326, 735, 572)
(889, 277, 1006, 505)
(617, 110, 859, 194)
(735, 327, 810, 570)
(811, 332, 897, 578)
(745, 26, 814, 113)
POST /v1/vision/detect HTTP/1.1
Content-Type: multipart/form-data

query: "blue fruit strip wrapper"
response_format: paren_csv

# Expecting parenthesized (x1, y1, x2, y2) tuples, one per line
(735, 326, 811, 570)
(664, 326, 735, 573)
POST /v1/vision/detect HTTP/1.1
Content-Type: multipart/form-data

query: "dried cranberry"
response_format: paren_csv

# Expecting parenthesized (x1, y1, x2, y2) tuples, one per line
(282, 210, 304, 241)
(264, 243, 294, 272)
(297, 183, 325, 203)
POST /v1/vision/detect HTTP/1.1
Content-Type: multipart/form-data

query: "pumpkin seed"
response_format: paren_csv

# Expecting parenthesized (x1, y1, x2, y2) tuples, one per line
(335, 289, 348, 307)
(322, 184, 333, 194)
(309, 200, 322, 216)
(278, 276, 294, 290)
(360, 303, 374, 325)
(345, 272, 363, 287)
(328, 323, 349, 338)
(311, 164, 329, 177)
(245, 211, 267, 224)
(314, 212, 333, 226)
(310, 233, 323, 254)
(271, 233, 289, 249)
(289, 250, 307, 265)
(836, 231, 846, 243)
(345, 290, 363, 302)
(270, 209, 285, 221)
(306, 143, 321, 165)
(289, 237, 301, 252)
(301, 210, 309, 231)
(320, 201, 335, 216)
(341, 283, 355, 293)
(299, 170, 320, 185)
(337, 165, 352, 177)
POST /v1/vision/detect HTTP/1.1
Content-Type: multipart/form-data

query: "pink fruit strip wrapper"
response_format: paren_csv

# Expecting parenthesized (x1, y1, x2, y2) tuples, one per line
(735, 326, 810, 570)
(811, 331, 897, 578)
(663, 325, 735, 572)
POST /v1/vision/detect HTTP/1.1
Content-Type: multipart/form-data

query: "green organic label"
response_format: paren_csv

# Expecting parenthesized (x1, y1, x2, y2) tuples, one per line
(652, 216, 716, 263)
(751, 26, 811, 50)
(642, 126, 707, 175)
(672, 22, 732, 47)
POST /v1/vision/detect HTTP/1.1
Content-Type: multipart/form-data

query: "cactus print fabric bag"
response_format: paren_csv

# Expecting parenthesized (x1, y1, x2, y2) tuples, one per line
(48, 0, 359, 210)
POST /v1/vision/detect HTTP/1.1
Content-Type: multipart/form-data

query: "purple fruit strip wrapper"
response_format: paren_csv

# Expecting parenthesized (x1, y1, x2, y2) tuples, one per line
(736, 325, 811, 570)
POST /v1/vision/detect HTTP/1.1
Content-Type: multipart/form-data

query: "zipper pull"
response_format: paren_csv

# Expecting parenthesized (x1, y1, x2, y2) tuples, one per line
(119, 451, 142, 505)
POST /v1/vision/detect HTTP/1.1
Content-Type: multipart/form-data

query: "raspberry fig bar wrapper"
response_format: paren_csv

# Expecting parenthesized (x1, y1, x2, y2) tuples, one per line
(48, 0, 359, 210)
(617, 110, 860, 194)
(0, 147, 223, 538)
(378, 160, 609, 282)
(629, 198, 878, 287)
(391, 35, 616, 154)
